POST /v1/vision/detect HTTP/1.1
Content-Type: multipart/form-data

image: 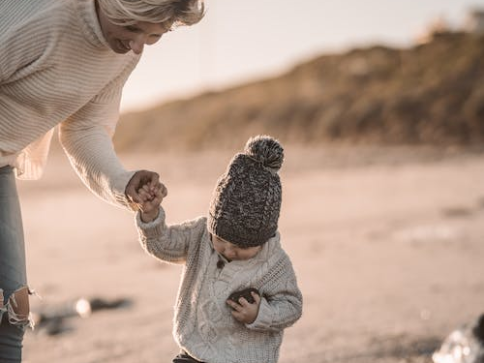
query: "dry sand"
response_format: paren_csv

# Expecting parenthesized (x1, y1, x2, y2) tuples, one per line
(15, 145, 484, 363)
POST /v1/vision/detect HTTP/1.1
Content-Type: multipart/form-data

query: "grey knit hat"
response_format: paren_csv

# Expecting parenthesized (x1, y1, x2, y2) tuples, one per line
(207, 135, 284, 248)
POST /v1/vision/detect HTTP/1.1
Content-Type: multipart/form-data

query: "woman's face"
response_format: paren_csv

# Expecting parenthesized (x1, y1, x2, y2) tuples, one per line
(212, 235, 262, 262)
(97, 5, 170, 54)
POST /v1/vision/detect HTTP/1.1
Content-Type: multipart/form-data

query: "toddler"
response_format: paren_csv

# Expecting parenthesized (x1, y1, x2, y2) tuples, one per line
(136, 135, 303, 363)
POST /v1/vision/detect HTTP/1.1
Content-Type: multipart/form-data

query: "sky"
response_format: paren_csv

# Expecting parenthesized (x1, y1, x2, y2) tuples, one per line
(120, 0, 484, 113)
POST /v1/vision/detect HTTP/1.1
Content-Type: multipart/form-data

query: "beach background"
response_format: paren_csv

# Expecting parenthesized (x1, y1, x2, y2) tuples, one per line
(17, 145, 484, 363)
(13, 1, 484, 362)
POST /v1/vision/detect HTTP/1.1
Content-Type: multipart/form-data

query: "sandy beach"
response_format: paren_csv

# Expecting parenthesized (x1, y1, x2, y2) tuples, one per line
(16, 145, 484, 363)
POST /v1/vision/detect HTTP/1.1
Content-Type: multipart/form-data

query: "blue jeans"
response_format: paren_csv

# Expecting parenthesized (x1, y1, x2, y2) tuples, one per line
(0, 166, 27, 363)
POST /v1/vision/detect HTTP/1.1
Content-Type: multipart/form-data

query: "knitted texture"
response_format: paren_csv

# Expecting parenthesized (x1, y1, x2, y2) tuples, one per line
(136, 210, 303, 363)
(0, 0, 139, 208)
(208, 135, 284, 247)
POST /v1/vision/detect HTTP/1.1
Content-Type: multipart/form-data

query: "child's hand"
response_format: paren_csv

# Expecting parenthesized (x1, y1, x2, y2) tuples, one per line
(139, 182, 167, 223)
(226, 291, 261, 324)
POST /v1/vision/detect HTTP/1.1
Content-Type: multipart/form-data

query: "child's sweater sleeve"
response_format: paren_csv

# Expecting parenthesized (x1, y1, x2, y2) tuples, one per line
(135, 207, 206, 265)
(246, 253, 303, 332)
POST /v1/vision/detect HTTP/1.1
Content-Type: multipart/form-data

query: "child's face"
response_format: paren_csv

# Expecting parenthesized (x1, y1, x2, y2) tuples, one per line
(212, 235, 262, 262)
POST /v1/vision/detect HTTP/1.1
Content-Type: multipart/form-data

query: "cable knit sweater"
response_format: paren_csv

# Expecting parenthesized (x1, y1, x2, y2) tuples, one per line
(0, 0, 140, 208)
(136, 207, 303, 363)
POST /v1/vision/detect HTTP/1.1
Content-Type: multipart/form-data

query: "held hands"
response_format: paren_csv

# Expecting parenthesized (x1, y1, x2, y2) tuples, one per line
(125, 170, 160, 206)
(125, 170, 167, 222)
(226, 291, 261, 324)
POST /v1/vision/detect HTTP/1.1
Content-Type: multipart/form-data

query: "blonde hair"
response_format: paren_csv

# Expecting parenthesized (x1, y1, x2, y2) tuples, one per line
(97, 0, 205, 27)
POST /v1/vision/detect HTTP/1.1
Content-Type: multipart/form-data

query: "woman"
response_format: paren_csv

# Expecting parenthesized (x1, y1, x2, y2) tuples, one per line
(0, 0, 204, 361)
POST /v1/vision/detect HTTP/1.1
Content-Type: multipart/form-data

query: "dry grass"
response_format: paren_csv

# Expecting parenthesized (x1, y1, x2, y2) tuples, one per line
(114, 32, 484, 153)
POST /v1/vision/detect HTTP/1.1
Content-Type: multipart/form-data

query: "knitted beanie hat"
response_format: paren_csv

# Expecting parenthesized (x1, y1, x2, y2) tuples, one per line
(207, 135, 284, 248)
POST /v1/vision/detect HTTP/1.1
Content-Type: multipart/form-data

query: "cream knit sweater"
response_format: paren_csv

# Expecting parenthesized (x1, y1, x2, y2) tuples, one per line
(0, 0, 140, 208)
(136, 207, 303, 363)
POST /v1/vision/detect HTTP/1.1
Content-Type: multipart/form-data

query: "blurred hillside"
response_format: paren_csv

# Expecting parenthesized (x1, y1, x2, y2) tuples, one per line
(114, 31, 484, 152)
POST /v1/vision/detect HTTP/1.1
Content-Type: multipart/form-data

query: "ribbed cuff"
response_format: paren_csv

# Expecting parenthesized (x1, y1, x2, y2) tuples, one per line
(245, 297, 273, 331)
(136, 206, 165, 239)
(113, 170, 137, 210)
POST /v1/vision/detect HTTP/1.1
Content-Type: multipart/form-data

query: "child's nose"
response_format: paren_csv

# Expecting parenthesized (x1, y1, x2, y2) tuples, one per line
(224, 248, 236, 259)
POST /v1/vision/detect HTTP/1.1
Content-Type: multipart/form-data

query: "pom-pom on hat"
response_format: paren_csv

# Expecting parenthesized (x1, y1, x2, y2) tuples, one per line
(207, 135, 284, 248)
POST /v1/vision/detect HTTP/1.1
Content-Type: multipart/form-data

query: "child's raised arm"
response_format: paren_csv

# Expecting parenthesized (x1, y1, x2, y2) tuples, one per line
(138, 182, 168, 223)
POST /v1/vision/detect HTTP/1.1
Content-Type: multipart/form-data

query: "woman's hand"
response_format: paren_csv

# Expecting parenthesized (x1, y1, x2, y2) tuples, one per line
(226, 291, 261, 324)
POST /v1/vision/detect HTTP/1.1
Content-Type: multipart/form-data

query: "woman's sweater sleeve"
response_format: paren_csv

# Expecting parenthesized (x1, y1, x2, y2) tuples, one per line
(58, 59, 139, 210)
(135, 207, 206, 265)
(246, 253, 303, 332)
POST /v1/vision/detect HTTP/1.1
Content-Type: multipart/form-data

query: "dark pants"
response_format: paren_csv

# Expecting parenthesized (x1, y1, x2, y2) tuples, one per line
(172, 351, 206, 363)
